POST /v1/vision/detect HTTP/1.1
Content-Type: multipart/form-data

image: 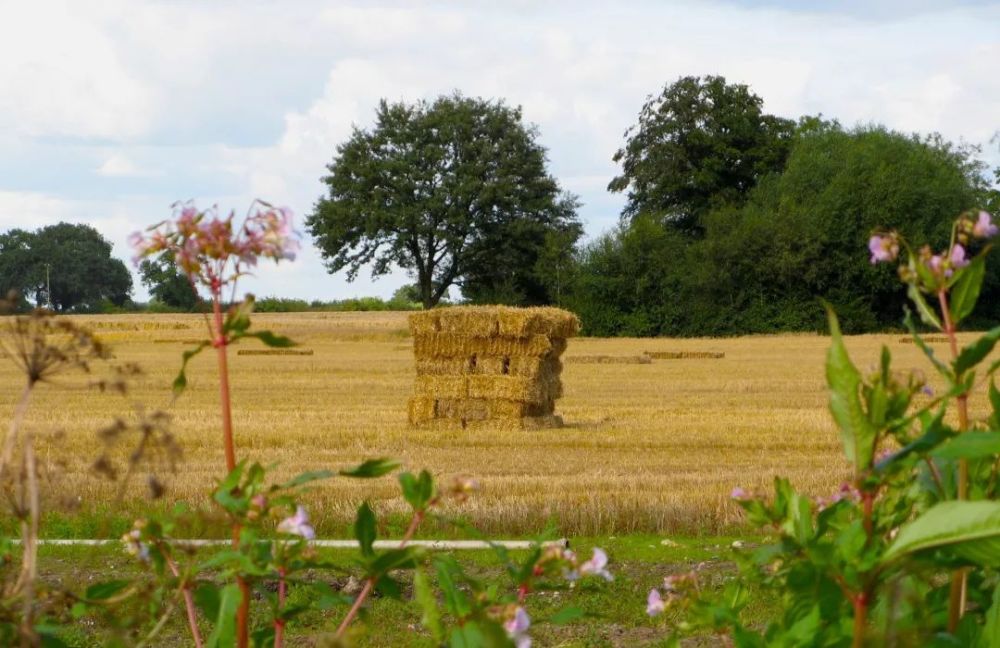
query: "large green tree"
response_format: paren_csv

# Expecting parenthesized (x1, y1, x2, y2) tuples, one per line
(0, 222, 132, 311)
(608, 75, 795, 234)
(139, 253, 199, 310)
(307, 93, 582, 308)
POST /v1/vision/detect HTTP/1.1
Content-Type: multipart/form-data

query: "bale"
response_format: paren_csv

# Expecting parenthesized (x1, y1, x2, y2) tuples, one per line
(413, 375, 469, 399)
(564, 354, 652, 364)
(467, 375, 561, 405)
(411, 414, 563, 430)
(407, 397, 438, 425)
(237, 349, 314, 356)
(415, 358, 471, 376)
(898, 336, 949, 344)
(413, 333, 557, 359)
(409, 306, 579, 339)
(644, 351, 724, 360)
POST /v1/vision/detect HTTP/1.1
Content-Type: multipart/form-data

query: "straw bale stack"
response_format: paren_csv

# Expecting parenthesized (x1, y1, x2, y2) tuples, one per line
(408, 306, 578, 429)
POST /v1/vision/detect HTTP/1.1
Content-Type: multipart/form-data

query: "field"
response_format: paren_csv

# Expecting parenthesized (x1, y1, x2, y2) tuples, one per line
(2, 310, 985, 540)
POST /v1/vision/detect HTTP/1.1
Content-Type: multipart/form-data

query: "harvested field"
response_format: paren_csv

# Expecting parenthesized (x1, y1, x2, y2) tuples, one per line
(1, 311, 990, 536)
(898, 336, 950, 344)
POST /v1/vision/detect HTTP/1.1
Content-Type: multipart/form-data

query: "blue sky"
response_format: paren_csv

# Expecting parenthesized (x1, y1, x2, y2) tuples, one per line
(3, 0, 999, 301)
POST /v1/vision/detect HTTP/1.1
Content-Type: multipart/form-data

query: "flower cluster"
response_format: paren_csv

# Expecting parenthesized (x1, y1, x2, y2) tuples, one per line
(868, 211, 996, 286)
(130, 201, 299, 294)
(502, 606, 531, 648)
(276, 505, 316, 540)
(535, 545, 614, 583)
(646, 571, 698, 617)
(121, 519, 151, 563)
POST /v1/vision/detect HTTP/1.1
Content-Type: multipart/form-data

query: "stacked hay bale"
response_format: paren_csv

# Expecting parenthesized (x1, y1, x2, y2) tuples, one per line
(408, 306, 579, 429)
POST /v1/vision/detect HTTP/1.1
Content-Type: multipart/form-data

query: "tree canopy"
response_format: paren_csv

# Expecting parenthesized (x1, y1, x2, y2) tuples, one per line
(139, 253, 199, 310)
(0, 222, 132, 312)
(573, 123, 989, 335)
(307, 93, 582, 308)
(608, 75, 795, 234)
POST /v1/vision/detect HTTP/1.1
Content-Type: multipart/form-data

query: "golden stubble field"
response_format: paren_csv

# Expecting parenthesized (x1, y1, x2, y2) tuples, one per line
(0, 311, 991, 537)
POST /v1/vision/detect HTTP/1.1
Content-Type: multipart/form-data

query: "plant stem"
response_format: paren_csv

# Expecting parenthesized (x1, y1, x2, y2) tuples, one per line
(938, 289, 969, 631)
(20, 432, 38, 645)
(211, 292, 249, 648)
(852, 591, 868, 648)
(274, 567, 287, 648)
(335, 510, 425, 637)
(165, 554, 204, 648)
(0, 383, 33, 486)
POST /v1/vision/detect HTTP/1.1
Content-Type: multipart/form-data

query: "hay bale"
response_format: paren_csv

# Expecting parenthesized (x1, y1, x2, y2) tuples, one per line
(413, 375, 469, 399)
(898, 336, 949, 344)
(564, 354, 652, 364)
(236, 349, 314, 356)
(413, 333, 557, 359)
(467, 375, 560, 405)
(409, 306, 579, 339)
(645, 351, 724, 360)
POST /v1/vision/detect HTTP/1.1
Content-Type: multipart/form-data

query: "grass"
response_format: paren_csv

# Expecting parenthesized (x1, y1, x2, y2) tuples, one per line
(34, 533, 770, 646)
(0, 310, 988, 539)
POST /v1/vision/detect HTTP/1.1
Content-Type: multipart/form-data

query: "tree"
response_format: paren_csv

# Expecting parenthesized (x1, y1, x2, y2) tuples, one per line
(609, 75, 795, 234)
(307, 93, 582, 308)
(139, 253, 199, 310)
(0, 222, 132, 311)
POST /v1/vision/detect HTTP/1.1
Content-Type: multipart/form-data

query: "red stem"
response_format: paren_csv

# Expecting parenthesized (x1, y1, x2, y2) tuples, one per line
(274, 568, 287, 648)
(335, 510, 426, 637)
(938, 290, 969, 632)
(852, 592, 868, 648)
(166, 554, 204, 648)
(212, 290, 249, 648)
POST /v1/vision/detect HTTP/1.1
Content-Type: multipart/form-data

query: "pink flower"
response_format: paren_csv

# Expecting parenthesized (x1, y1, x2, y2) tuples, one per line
(578, 548, 613, 582)
(277, 506, 315, 540)
(646, 589, 665, 617)
(504, 607, 531, 648)
(868, 234, 899, 264)
(730, 487, 750, 501)
(974, 211, 998, 239)
(950, 244, 969, 270)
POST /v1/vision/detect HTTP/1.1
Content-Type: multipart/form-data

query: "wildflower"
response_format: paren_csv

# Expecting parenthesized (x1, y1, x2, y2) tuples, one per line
(950, 244, 969, 270)
(447, 475, 480, 502)
(973, 211, 998, 239)
(922, 385, 934, 397)
(730, 487, 750, 501)
(277, 505, 315, 540)
(646, 588, 666, 617)
(504, 606, 531, 648)
(868, 233, 899, 264)
(578, 548, 613, 582)
(122, 524, 150, 563)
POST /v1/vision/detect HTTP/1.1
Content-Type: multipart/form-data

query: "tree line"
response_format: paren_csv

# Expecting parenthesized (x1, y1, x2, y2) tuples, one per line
(4, 76, 998, 334)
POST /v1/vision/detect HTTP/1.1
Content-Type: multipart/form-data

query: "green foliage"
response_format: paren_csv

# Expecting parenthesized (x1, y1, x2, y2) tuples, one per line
(306, 92, 582, 308)
(138, 253, 199, 310)
(663, 212, 1000, 645)
(0, 222, 132, 311)
(609, 74, 795, 234)
(576, 123, 988, 336)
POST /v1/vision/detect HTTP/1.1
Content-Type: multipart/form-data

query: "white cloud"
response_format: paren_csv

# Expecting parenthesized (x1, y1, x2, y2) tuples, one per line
(1, 1, 1000, 302)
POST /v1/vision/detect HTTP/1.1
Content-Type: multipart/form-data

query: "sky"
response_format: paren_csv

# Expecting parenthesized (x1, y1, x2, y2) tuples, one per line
(2, 0, 1000, 302)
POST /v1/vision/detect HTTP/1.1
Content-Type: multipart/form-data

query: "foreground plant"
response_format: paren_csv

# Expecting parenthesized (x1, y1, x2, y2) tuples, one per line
(653, 209, 1000, 646)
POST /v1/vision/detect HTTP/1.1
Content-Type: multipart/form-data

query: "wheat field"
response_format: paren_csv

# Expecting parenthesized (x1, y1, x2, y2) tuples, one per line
(0, 311, 988, 537)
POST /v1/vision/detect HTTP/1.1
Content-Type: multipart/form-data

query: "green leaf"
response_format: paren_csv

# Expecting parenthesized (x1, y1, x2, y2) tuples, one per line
(413, 568, 444, 641)
(876, 408, 953, 471)
(954, 325, 1000, 376)
(340, 458, 400, 479)
(434, 555, 471, 617)
(399, 470, 435, 511)
(990, 381, 1000, 429)
(825, 304, 877, 472)
(193, 583, 221, 621)
(243, 330, 296, 348)
(981, 583, 1000, 648)
(250, 626, 276, 648)
(84, 580, 130, 601)
(883, 501, 1000, 566)
(205, 583, 242, 648)
(932, 432, 1000, 461)
(908, 284, 943, 330)
(279, 469, 336, 490)
(354, 502, 377, 558)
(950, 253, 987, 324)
(173, 341, 210, 395)
(549, 606, 586, 624)
(370, 546, 422, 575)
